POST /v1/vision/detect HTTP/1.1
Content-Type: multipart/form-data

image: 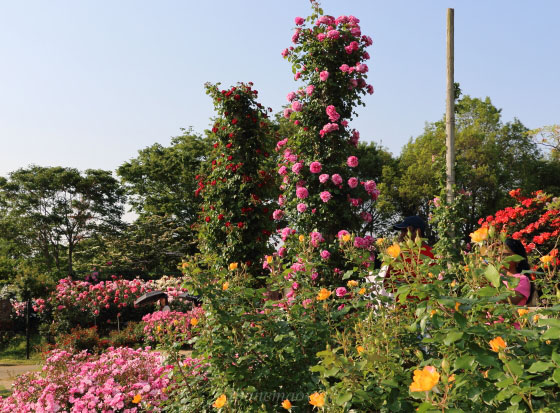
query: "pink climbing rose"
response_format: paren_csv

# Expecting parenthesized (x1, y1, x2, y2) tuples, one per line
(326, 105, 340, 122)
(320, 191, 332, 203)
(348, 177, 358, 188)
(296, 187, 309, 199)
(309, 161, 322, 173)
(347, 156, 359, 167)
(319, 71, 329, 81)
(331, 174, 343, 185)
(319, 174, 330, 184)
(297, 203, 307, 213)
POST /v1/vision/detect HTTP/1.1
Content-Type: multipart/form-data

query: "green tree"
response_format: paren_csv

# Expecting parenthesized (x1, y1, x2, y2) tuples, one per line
(117, 128, 210, 223)
(0, 166, 124, 277)
(380, 94, 544, 237)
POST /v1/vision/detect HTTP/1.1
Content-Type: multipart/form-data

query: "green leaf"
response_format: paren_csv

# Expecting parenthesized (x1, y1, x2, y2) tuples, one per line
(552, 351, 560, 365)
(477, 286, 499, 297)
(539, 319, 560, 328)
(553, 368, 560, 384)
(454, 355, 475, 370)
(495, 377, 514, 388)
(415, 402, 433, 413)
(324, 366, 340, 377)
(454, 311, 468, 329)
(542, 327, 560, 340)
(505, 360, 524, 377)
(527, 361, 554, 373)
(342, 270, 354, 280)
(335, 392, 352, 405)
(484, 264, 501, 288)
(444, 331, 464, 345)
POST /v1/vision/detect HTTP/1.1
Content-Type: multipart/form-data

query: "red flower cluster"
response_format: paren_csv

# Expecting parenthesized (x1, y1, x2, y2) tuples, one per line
(479, 189, 560, 255)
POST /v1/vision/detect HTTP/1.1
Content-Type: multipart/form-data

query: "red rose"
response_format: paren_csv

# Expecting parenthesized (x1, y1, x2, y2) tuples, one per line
(205, 216, 210, 222)
(237, 222, 244, 228)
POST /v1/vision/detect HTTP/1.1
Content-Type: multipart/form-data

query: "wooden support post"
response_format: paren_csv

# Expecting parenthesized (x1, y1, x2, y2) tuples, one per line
(446, 8, 455, 204)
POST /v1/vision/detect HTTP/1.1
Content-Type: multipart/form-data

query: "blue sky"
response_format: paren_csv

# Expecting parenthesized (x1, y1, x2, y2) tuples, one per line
(1, 0, 559, 177)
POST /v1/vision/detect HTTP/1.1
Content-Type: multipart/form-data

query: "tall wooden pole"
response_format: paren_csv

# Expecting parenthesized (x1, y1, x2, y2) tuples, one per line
(446, 8, 455, 203)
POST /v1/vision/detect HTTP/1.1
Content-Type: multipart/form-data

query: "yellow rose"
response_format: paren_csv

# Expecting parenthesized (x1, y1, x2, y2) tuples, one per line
(299, 234, 305, 242)
(281, 399, 292, 410)
(132, 394, 142, 404)
(316, 288, 332, 301)
(358, 287, 366, 295)
(387, 243, 401, 258)
(454, 302, 461, 311)
(309, 392, 325, 407)
(266, 255, 273, 264)
(190, 317, 198, 327)
(541, 255, 553, 265)
(347, 280, 359, 288)
(222, 281, 229, 291)
(409, 366, 440, 392)
(517, 308, 529, 317)
(228, 262, 238, 271)
(356, 345, 365, 354)
(451, 280, 457, 288)
(213, 394, 227, 408)
(469, 227, 489, 243)
(342, 234, 351, 243)
(489, 336, 507, 352)
(376, 237, 384, 246)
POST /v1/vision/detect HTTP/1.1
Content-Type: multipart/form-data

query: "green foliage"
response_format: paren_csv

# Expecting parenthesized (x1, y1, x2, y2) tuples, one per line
(196, 82, 278, 274)
(0, 166, 124, 278)
(379, 94, 547, 237)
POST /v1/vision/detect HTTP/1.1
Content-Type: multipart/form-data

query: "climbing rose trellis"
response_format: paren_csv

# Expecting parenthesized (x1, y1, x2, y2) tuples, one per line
(276, 7, 378, 241)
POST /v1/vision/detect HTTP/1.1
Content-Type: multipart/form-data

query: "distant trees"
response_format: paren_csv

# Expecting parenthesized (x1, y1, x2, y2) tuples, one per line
(0, 166, 124, 279)
(378, 94, 558, 237)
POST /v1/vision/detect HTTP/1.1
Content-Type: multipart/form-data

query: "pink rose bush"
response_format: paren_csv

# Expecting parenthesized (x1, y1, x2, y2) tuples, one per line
(0, 347, 178, 412)
(142, 306, 204, 346)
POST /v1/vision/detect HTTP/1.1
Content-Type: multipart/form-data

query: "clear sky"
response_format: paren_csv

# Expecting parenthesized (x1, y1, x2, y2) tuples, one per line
(1, 0, 559, 177)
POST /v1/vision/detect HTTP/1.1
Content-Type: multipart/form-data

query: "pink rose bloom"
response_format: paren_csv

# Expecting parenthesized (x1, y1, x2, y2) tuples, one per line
(302, 298, 313, 308)
(283, 108, 293, 119)
(306, 85, 315, 96)
(320, 250, 331, 260)
(309, 161, 322, 173)
(336, 287, 347, 297)
(337, 230, 350, 239)
(278, 166, 288, 175)
(316, 15, 335, 26)
(294, 72, 301, 80)
(296, 187, 308, 199)
(326, 105, 340, 122)
(297, 203, 307, 213)
(347, 156, 359, 167)
(292, 282, 299, 291)
(292, 162, 303, 174)
(362, 35, 373, 46)
(319, 71, 329, 81)
(348, 177, 358, 188)
(317, 33, 326, 41)
(292, 30, 300, 43)
(294, 16, 304, 25)
(278, 247, 286, 257)
(327, 30, 339, 39)
(331, 174, 343, 185)
(286, 91, 296, 102)
(367, 84, 374, 94)
(349, 198, 361, 207)
(311, 272, 319, 281)
(341, 120, 348, 127)
(340, 64, 350, 72)
(350, 27, 361, 36)
(349, 78, 358, 88)
(361, 211, 373, 222)
(292, 101, 303, 112)
(320, 191, 332, 203)
(272, 209, 284, 220)
(319, 173, 330, 183)
(363, 51, 370, 60)
(335, 15, 348, 25)
(310, 232, 324, 247)
(363, 180, 377, 193)
(321, 123, 339, 134)
(281, 48, 289, 57)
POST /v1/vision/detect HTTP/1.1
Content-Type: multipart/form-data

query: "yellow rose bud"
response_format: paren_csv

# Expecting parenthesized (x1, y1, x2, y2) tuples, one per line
(281, 399, 292, 410)
(356, 345, 365, 354)
(517, 308, 529, 317)
(358, 287, 366, 295)
(489, 336, 507, 352)
(347, 280, 359, 288)
(222, 281, 229, 291)
(299, 234, 305, 242)
(228, 262, 238, 271)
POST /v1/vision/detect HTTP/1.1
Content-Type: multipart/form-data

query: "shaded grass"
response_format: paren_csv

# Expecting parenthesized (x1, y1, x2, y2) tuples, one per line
(0, 333, 44, 362)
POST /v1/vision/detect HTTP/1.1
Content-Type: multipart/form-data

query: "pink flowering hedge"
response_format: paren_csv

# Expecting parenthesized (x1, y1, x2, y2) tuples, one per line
(142, 307, 204, 346)
(0, 347, 174, 412)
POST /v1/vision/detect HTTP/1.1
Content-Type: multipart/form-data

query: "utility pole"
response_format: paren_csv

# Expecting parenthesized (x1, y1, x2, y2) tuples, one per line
(446, 8, 455, 204)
